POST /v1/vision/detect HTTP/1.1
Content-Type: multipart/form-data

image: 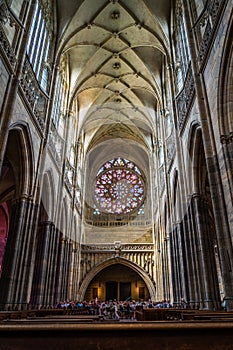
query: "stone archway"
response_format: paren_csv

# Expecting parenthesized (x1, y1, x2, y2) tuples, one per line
(78, 257, 156, 301)
(0, 125, 36, 310)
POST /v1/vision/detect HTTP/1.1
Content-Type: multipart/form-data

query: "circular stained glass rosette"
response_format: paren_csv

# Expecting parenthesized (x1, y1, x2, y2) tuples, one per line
(94, 158, 145, 215)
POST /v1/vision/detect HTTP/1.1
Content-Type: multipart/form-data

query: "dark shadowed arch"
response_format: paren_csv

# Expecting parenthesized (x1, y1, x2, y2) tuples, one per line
(78, 257, 156, 301)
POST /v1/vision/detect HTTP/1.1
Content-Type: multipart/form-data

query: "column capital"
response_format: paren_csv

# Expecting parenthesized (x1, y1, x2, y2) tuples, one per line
(220, 132, 233, 144)
(191, 192, 201, 199)
(66, 109, 74, 118)
(12, 194, 34, 204)
(39, 220, 55, 228)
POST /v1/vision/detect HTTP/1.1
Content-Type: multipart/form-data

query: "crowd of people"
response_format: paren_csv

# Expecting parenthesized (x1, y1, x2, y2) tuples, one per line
(55, 298, 178, 320)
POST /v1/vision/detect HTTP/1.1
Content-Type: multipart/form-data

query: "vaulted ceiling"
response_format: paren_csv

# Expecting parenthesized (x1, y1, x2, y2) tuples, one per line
(56, 0, 172, 155)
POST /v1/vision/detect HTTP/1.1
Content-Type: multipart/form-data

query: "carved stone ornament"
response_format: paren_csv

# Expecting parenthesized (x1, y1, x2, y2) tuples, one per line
(0, 1, 8, 25)
(112, 62, 121, 70)
(111, 11, 120, 19)
(220, 132, 233, 144)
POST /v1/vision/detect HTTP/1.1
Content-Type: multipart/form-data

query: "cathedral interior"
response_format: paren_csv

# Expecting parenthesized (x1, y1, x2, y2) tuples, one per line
(0, 0, 232, 315)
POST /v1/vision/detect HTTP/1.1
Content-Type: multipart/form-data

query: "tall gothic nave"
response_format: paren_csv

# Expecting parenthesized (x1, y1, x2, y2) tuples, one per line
(0, 0, 232, 317)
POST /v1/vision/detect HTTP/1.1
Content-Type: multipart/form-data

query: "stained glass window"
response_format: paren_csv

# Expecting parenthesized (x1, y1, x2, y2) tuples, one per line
(94, 158, 145, 215)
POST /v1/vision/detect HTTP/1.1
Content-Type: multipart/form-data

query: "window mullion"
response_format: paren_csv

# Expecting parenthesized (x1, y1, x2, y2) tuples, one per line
(27, 1, 39, 57)
(35, 25, 47, 78)
(30, 9, 42, 64)
(33, 19, 45, 72)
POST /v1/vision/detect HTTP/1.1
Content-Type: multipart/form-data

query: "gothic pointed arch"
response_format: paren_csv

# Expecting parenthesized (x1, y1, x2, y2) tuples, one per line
(218, 16, 233, 232)
(7, 123, 35, 197)
(187, 125, 221, 309)
(0, 124, 37, 309)
(78, 257, 156, 301)
(40, 170, 55, 222)
(218, 15, 233, 136)
(187, 123, 207, 193)
(0, 124, 35, 274)
(60, 198, 69, 237)
(171, 169, 181, 221)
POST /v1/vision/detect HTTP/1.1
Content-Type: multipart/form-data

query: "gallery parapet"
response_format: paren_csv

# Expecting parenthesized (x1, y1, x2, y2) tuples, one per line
(81, 243, 154, 253)
(85, 218, 152, 228)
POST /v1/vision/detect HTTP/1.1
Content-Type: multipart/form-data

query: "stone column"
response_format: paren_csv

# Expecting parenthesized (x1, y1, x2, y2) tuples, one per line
(220, 134, 233, 236)
(0, 196, 38, 310)
(53, 230, 62, 305)
(177, 222, 190, 303)
(61, 239, 69, 301)
(30, 221, 59, 308)
(187, 205, 203, 309)
(56, 238, 66, 302)
(56, 239, 73, 301)
(169, 227, 180, 306)
(45, 224, 60, 307)
(191, 193, 221, 310)
(162, 238, 170, 300)
(67, 241, 73, 300)
(70, 244, 79, 301)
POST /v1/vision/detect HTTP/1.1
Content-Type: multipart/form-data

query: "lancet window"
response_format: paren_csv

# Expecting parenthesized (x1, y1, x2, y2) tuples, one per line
(27, 0, 53, 91)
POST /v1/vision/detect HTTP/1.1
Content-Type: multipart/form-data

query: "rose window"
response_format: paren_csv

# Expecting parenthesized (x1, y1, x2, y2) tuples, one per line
(94, 158, 145, 215)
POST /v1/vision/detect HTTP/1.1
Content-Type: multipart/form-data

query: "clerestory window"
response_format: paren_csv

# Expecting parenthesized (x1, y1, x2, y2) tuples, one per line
(27, 0, 53, 91)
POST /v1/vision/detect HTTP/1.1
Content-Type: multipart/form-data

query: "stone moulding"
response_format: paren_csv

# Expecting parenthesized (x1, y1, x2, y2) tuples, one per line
(220, 132, 233, 144)
(197, 0, 226, 65)
(0, 24, 16, 69)
(81, 243, 154, 252)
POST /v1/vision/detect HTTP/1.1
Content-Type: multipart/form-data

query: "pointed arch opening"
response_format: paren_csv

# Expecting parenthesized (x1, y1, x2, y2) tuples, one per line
(78, 257, 156, 301)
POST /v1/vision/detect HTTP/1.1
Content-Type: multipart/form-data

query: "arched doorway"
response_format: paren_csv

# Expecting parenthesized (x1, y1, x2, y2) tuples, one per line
(84, 264, 150, 302)
(78, 258, 156, 302)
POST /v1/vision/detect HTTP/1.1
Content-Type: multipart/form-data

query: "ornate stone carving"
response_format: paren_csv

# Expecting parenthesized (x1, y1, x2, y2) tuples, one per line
(0, 24, 16, 68)
(48, 121, 64, 168)
(114, 241, 122, 257)
(220, 132, 233, 144)
(199, 21, 212, 62)
(79, 244, 155, 284)
(85, 217, 151, 228)
(176, 65, 195, 130)
(112, 62, 121, 69)
(64, 175, 73, 193)
(111, 11, 120, 19)
(208, 0, 223, 23)
(0, 1, 8, 25)
(20, 58, 48, 131)
(196, 0, 225, 64)
(81, 243, 154, 252)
